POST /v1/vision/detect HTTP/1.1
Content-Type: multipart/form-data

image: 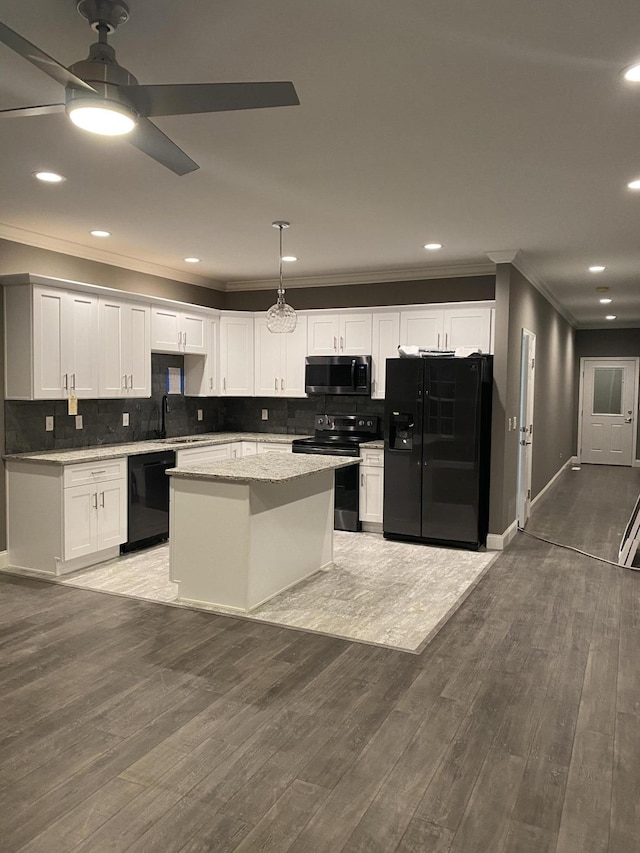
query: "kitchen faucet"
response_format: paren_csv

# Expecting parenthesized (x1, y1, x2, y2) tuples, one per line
(157, 394, 170, 439)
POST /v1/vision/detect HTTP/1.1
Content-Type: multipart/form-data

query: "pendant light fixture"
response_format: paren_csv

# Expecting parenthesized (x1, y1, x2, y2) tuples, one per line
(266, 221, 297, 333)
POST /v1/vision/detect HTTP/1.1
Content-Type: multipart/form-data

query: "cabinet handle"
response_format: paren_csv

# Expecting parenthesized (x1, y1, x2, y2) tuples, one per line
(281, 378, 284, 391)
(275, 378, 278, 392)
(445, 333, 448, 349)
(361, 473, 364, 486)
(333, 336, 337, 352)
(92, 492, 98, 509)
(100, 491, 105, 508)
(209, 377, 213, 391)
(223, 377, 226, 391)
(178, 331, 182, 346)
(122, 375, 127, 390)
(437, 333, 440, 349)
(340, 336, 344, 351)
(129, 374, 133, 389)
(63, 373, 68, 391)
(71, 373, 76, 391)
(91, 470, 107, 475)
(183, 331, 187, 347)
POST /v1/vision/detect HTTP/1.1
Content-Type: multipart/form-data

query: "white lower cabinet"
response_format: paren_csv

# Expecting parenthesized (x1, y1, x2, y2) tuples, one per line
(176, 444, 232, 465)
(63, 477, 126, 560)
(256, 441, 292, 453)
(358, 448, 384, 529)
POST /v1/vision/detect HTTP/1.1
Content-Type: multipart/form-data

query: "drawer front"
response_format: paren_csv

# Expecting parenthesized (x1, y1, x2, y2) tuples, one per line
(63, 457, 127, 488)
(359, 448, 383, 467)
(176, 444, 232, 465)
(256, 442, 292, 454)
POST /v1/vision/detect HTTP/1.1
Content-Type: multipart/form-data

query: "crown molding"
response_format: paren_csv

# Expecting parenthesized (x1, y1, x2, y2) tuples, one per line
(226, 262, 495, 292)
(0, 223, 225, 290)
(511, 251, 578, 328)
(485, 249, 520, 264)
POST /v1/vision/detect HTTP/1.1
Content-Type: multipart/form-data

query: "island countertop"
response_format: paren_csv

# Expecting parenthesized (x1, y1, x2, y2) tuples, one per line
(167, 451, 360, 484)
(3, 433, 307, 465)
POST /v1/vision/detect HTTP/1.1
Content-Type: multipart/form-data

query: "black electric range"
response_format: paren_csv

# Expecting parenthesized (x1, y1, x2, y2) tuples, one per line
(292, 414, 381, 531)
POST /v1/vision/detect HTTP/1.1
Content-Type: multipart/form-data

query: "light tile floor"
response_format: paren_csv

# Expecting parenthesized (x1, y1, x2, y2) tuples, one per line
(6, 533, 497, 652)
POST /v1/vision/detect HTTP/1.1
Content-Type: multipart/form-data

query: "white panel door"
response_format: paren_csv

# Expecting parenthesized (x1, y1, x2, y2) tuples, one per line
(339, 313, 372, 355)
(443, 307, 492, 353)
(359, 467, 384, 523)
(99, 298, 127, 397)
(399, 309, 443, 350)
(307, 315, 339, 355)
(220, 315, 254, 395)
(33, 287, 65, 398)
(151, 306, 181, 352)
(127, 303, 151, 396)
(181, 312, 207, 354)
(581, 359, 637, 465)
(66, 291, 99, 398)
(97, 480, 127, 550)
(63, 484, 98, 560)
(254, 318, 282, 397)
(282, 315, 308, 396)
(371, 312, 400, 399)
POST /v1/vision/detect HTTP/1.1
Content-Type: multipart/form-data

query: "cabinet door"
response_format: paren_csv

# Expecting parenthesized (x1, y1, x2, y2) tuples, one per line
(63, 484, 98, 560)
(371, 312, 400, 399)
(33, 287, 66, 399)
(339, 312, 372, 355)
(127, 302, 151, 396)
(66, 292, 99, 398)
(220, 315, 254, 396)
(181, 311, 207, 354)
(97, 479, 127, 550)
(241, 441, 258, 456)
(359, 467, 384, 523)
(254, 317, 282, 397)
(400, 309, 443, 350)
(184, 317, 218, 396)
(99, 298, 127, 397)
(230, 441, 243, 459)
(282, 315, 308, 397)
(176, 444, 232, 465)
(307, 315, 339, 355)
(443, 307, 492, 353)
(151, 306, 181, 353)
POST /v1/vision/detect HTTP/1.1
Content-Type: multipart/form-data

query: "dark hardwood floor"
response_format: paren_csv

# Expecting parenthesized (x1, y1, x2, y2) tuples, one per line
(1, 463, 640, 852)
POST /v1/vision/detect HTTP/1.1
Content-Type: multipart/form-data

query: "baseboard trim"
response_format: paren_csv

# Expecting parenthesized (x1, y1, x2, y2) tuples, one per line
(486, 520, 518, 551)
(0, 550, 7, 569)
(530, 457, 574, 510)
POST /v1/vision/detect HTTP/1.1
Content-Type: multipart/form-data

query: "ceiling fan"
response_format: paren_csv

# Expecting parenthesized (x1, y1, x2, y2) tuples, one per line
(0, 0, 300, 175)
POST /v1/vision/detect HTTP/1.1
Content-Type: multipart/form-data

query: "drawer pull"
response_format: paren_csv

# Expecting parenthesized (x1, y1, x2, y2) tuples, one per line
(91, 470, 107, 475)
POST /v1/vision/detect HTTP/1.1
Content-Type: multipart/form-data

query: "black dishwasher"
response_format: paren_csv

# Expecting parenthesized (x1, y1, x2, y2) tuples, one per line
(122, 450, 176, 552)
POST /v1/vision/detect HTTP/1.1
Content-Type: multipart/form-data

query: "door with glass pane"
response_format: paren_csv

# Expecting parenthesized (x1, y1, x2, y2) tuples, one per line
(580, 359, 638, 465)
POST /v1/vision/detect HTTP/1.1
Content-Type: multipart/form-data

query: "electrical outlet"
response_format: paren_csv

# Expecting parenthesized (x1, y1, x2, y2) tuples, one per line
(261, 409, 268, 421)
(197, 409, 203, 421)
(122, 412, 129, 427)
(45, 416, 54, 432)
(75, 414, 83, 430)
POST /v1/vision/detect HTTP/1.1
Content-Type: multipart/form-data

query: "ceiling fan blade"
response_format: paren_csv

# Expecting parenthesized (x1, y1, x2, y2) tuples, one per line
(0, 21, 96, 92)
(0, 103, 65, 118)
(127, 116, 199, 176)
(120, 81, 300, 117)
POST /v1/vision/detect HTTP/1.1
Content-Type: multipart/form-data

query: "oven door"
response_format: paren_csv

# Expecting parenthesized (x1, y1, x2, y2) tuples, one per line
(291, 443, 361, 532)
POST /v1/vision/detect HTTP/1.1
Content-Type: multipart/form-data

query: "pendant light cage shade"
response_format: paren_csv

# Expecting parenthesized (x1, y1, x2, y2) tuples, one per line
(266, 221, 297, 333)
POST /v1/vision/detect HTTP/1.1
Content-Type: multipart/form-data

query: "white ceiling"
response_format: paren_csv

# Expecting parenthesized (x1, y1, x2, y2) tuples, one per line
(2, 0, 640, 328)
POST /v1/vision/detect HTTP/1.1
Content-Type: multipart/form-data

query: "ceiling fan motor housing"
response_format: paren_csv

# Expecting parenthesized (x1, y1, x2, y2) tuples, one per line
(67, 41, 138, 117)
(77, 0, 129, 33)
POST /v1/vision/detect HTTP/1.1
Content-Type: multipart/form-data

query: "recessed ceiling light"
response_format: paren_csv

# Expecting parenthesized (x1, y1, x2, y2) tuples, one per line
(184, 257, 201, 263)
(33, 171, 66, 183)
(90, 230, 111, 238)
(599, 298, 612, 304)
(424, 243, 443, 251)
(588, 265, 606, 273)
(627, 179, 640, 190)
(606, 315, 617, 320)
(281, 256, 298, 263)
(623, 64, 640, 82)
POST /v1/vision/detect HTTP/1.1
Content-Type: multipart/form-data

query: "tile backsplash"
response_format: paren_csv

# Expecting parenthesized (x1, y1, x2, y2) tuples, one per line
(4, 354, 385, 454)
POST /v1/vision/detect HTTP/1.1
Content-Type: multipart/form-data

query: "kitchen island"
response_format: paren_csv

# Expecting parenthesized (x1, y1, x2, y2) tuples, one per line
(168, 452, 360, 612)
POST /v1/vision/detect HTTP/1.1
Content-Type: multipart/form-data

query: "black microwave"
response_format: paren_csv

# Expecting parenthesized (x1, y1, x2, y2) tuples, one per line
(305, 355, 372, 396)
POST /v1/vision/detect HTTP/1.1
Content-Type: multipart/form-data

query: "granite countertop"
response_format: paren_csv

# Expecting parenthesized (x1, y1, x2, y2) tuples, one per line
(360, 440, 384, 449)
(168, 451, 360, 484)
(3, 433, 306, 465)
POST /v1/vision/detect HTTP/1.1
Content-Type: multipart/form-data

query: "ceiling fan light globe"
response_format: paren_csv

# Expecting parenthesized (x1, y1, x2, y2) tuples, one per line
(67, 101, 136, 136)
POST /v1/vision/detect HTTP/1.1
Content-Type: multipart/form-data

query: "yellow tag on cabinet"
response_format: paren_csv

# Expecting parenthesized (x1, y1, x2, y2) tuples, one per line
(67, 395, 78, 415)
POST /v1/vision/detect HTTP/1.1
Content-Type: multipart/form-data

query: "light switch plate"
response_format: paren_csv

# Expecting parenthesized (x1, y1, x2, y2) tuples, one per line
(75, 414, 83, 430)
(45, 416, 54, 432)
(261, 409, 268, 421)
(122, 412, 129, 427)
(197, 409, 203, 421)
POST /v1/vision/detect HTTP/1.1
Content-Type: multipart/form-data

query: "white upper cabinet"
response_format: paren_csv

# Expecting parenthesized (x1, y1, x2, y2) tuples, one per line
(399, 304, 493, 354)
(219, 313, 254, 396)
(184, 315, 219, 396)
(98, 297, 151, 398)
(307, 312, 372, 355)
(254, 315, 307, 397)
(151, 305, 208, 354)
(5, 284, 99, 400)
(371, 312, 400, 400)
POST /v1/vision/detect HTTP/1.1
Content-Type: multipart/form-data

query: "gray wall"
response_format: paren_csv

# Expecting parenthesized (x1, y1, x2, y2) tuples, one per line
(489, 265, 575, 535)
(574, 328, 640, 460)
(225, 275, 495, 311)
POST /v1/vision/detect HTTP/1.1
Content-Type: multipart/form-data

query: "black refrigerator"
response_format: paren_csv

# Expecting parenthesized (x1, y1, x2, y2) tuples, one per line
(383, 355, 493, 550)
